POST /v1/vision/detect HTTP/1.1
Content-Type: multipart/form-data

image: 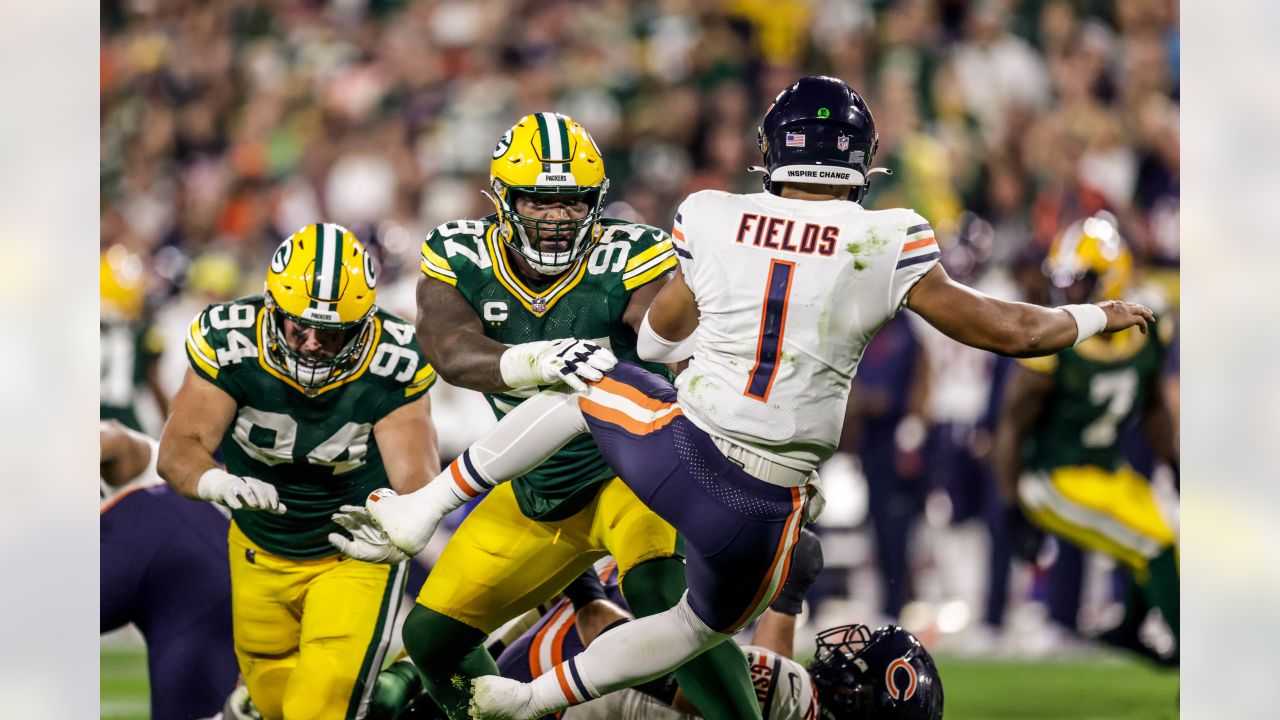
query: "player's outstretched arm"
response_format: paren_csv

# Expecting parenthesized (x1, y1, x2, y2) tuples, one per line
(905, 264, 1154, 357)
(100, 420, 154, 488)
(416, 274, 616, 393)
(158, 369, 285, 514)
(636, 265, 699, 364)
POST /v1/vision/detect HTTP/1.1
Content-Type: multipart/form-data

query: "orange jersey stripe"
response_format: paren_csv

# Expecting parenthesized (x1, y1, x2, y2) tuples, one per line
(672, 228, 685, 242)
(902, 236, 936, 253)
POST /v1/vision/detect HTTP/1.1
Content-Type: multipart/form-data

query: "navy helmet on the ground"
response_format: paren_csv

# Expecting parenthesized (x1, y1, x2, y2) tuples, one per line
(756, 75, 882, 202)
(808, 624, 944, 720)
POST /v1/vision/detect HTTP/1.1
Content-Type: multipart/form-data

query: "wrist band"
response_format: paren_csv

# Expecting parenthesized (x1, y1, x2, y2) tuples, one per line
(1061, 304, 1107, 346)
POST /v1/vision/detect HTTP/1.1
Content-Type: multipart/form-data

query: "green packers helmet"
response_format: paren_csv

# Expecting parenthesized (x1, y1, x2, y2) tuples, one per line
(263, 223, 378, 393)
(488, 112, 609, 275)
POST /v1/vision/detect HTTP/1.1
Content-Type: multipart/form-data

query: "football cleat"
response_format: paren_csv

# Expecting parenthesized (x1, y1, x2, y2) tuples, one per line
(364, 488, 439, 557)
(468, 675, 538, 720)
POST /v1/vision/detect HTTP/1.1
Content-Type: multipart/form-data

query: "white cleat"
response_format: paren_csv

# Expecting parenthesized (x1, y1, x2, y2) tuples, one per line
(469, 675, 538, 720)
(365, 488, 440, 557)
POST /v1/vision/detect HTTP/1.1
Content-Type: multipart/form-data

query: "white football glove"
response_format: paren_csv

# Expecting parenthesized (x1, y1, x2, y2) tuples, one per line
(499, 338, 617, 392)
(329, 505, 409, 563)
(197, 468, 286, 514)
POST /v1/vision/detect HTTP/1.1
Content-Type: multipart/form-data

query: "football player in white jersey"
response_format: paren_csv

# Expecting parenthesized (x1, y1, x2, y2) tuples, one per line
(336, 75, 1153, 720)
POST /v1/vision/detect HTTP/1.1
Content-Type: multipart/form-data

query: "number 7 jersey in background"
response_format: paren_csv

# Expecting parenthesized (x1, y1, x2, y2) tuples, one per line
(184, 295, 436, 558)
(672, 189, 940, 473)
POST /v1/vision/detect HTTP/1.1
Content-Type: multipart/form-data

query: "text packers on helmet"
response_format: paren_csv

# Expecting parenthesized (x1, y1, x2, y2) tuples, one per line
(1045, 212, 1133, 304)
(263, 223, 378, 393)
(101, 244, 147, 320)
(488, 112, 610, 275)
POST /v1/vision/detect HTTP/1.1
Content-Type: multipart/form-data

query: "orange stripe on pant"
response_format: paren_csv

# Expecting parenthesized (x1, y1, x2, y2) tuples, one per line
(578, 395, 683, 437)
(728, 486, 804, 631)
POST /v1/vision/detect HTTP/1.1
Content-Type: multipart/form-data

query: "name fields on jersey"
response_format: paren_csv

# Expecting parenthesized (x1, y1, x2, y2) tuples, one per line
(734, 213, 840, 257)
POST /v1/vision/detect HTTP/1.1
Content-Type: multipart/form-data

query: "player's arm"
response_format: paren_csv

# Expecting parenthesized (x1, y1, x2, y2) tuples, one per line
(636, 265, 699, 363)
(1142, 375, 1179, 469)
(906, 264, 1154, 357)
(415, 274, 614, 393)
(158, 369, 285, 513)
(100, 420, 153, 488)
(374, 394, 440, 495)
(993, 363, 1055, 561)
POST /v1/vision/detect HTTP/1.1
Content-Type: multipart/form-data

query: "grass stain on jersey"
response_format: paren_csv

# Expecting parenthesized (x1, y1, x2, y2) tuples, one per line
(846, 229, 890, 272)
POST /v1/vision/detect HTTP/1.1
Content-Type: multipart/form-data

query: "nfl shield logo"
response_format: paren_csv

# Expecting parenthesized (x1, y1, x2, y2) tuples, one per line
(532, 297, 547, 314)
(785, 133, 806, 148)
(837, 135, 850, 151)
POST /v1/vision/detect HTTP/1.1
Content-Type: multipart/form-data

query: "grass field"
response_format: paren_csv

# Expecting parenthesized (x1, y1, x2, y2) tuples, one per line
(101, 644, 1178, 719)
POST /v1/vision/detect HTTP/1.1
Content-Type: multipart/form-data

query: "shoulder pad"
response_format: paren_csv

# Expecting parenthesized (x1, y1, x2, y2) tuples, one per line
(422, 219, 495, 285)
(369, 312, 436, 397)
(186, 297, 264, 381)
(597, 221, 677, 290)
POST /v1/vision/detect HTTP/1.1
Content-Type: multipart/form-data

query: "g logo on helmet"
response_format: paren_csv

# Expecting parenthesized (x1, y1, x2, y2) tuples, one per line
(493, 128, 514, 159)
(363, 252, 378, 288)
(885, 656, 917, 701)
(270, 240, 292, 274)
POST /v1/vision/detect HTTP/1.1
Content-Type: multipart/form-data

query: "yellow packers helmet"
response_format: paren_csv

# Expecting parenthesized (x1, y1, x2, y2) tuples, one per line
(488, 112, 610, 275)
(101, 244, 147, 321)
(263, 223, 378, 392)
(1045, 212, 1133, 303)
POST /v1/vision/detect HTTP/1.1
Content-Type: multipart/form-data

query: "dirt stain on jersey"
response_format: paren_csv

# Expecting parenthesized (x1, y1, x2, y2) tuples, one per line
(845, 228, 890, 272)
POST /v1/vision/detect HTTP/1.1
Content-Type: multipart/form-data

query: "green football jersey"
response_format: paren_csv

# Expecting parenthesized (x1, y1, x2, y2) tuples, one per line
(1019, 318, 1171, 472)
(101, 317, 163, 431)
(185, 295, 437, 558)
(419, 215, 677, 521)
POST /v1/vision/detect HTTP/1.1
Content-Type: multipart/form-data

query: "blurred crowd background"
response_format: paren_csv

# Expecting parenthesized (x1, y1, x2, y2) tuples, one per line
(101, 0, 1179, 657)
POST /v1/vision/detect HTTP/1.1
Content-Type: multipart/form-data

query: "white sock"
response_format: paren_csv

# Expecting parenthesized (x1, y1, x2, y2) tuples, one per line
(526, 596, 727, 714)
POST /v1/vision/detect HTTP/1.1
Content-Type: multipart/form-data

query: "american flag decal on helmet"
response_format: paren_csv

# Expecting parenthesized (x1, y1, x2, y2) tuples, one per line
(785, 132, 806, 148)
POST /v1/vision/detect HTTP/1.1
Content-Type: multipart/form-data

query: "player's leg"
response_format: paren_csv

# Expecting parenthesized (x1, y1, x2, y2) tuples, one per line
(228, 522, 305, 720)
(281, 556, 405, 720)
(407, 484, 601, 719)
(593, 478, 759, 719)
(1019, 465, 1179, 642)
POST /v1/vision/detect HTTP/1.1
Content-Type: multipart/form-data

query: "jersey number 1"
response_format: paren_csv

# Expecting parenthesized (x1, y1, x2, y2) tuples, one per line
(745, 259, 796, 402)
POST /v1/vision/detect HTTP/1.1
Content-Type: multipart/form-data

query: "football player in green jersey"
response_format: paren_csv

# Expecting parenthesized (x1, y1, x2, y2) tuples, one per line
(396, 113, 760, 719)
(995, 213, 1179, 662)
(101, 245, 168, 432)
(158, 223, 441, 720)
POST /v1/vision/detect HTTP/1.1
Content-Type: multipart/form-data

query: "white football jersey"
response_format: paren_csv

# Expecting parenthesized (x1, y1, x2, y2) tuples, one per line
(673, 190, 940, 471)
(563, 646, 817, 720)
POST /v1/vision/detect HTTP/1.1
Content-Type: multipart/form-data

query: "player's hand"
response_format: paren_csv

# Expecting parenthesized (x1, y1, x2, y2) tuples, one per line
(500, 339, 617, 393)
(1098, 300, 1155, 335)
(365, 487, 444, 557)
(329, 505, 409, 563)
(551, 339, 617, 392)
(197, 469, 287, 514)
(1003, 504, 1045, 564)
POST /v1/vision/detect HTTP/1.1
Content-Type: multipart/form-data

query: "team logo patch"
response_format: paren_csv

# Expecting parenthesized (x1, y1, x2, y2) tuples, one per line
(837, 135, 849, 151)
(364, 252, 378, 288)
(885, 656, 918, 701)
(270, 240, 292, 273)
(785, 132, 806, 148)
(532, 297, 548, 314)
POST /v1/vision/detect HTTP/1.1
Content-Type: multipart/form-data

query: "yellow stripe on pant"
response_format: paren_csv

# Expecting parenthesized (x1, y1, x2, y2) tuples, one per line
(1018, 465, 1176, 576)
(229, 521, 405, 720)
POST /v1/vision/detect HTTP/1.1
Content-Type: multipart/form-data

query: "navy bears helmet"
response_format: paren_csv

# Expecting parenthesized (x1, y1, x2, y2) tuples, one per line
(808, 624, 944, 720)
(756, 75, 883, 202)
